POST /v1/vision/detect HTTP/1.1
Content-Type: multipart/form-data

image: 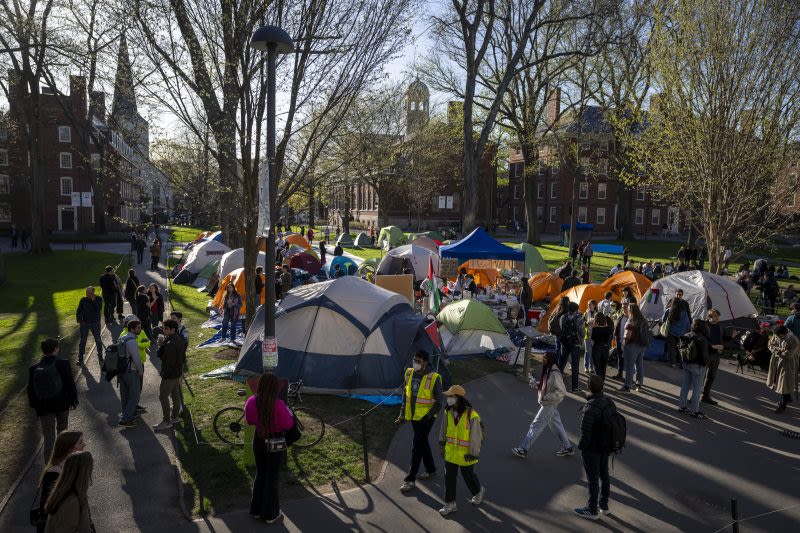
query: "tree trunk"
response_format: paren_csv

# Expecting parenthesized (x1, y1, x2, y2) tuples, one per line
(308, 182, 316, 229)
(27, 110, 51, 255)
(521, 143, 541, 245)
(462, 149, 478, 232)
(342, 187, 351, 235)
(216, 127, 239, 247)
(90, 141, 107, 234)
(616, 182, 634, 240)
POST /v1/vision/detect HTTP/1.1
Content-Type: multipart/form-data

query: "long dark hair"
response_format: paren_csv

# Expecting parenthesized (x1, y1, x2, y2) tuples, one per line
(539, 351, 557, 389)
(44, 451, 93, 515)
(628, 302, 647, 326)
(556, 296, 570, 315)
(256, 372, 281, 437)
(668, 298, 683, 321)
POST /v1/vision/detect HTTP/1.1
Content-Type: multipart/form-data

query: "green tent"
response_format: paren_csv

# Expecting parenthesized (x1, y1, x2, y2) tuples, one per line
(356, 257, 380, 275)
(353, 232, 372, 248)
(518, 243, 548, 275)
(436, 299, 506, 335)
(336, 232, 354, 246)
(410, 230, 445, 242)
(377, 226, 406, 248)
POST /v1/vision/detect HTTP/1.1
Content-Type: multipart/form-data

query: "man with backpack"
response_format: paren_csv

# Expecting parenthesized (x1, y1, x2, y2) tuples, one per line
(574, 375, 623, 520)
(117, 320, 145, 427)
(27, 338, 78, 462)
(558, 302, 585, 393)
(677, 319, 709, 419)
(154, 319, 186, 430)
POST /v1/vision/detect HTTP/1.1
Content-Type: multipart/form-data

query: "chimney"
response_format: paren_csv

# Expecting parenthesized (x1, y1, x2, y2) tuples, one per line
(69, 75, 87, 115)
(90, 91, 106, 121)
(546, 88, 561, 126)
(447, 101, 464, 127)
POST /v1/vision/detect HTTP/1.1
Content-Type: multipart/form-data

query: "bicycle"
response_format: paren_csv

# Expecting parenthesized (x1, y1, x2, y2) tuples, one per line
(212, 379, 326, 448)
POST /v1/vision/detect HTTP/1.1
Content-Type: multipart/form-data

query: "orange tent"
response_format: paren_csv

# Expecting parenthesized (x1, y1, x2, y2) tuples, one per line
(211, 267, 266, 314)
(538, 284, 613, 332)
(601, 271, 652, 302)
(285, 234, 311, 249)
(444, 262, 499, 286)
(528, 272, 564, 301)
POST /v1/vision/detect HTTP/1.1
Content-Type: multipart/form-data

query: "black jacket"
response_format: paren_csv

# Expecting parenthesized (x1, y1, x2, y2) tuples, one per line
(135, 293, 151, 321)
(124, 276, 139, 301)
(99, 272, 117, 294)
(562, 276, 581, 292)
(157, 334, 186, 379)
(579, 393, 615, 453)
(27, 356, 78, 416)
(76, 296, 102, 324)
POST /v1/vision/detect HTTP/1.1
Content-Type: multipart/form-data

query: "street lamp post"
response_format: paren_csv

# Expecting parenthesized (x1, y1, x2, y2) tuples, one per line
(250, 25, 293, 371)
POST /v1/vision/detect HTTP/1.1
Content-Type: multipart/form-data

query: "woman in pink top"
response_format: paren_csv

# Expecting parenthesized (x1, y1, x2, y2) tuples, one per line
(244, 372, 295, 524)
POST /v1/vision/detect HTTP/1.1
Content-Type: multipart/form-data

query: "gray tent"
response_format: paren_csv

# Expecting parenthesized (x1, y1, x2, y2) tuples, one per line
(336, 232, 354, 246)
(354, 232, 372, 248)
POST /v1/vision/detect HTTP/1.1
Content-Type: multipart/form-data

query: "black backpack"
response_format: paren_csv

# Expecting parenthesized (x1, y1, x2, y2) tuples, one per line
(599, 400, 626, 456)
(103, 337, 133, 381)
(678, 333, 700, 363)
(548, 311, 563, 336)
(32, 359, 63, 401)
(560, 314, 580, 345)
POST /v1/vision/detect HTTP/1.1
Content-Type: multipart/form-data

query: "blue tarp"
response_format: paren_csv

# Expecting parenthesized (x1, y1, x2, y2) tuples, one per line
(593, 244, 625, 254)
(440, 227, 525, 264)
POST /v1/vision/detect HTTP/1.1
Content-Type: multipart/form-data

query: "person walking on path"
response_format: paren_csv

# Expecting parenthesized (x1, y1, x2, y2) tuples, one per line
(27, 338, 78, 463)
(244, 372, 295, 524)
(582, 241, 593, 267)
(220, 283, 242, 343)
(99, 266, 118, 325)
(10, 224, 17, 248)
(437, 385, 484, 516)
(584, 300, 597, 374)
(307, 227, 314, 244)
(149, 238, 161, 271)
(663, 289, 691, 368)
(397, 350, 443, 493)
(591, 312, 613, 380)
(76, 287, 103, 367)
(677, 319, 709, 419)
(148, 283, 165, 329)
(558, 302, 585, 393)
(36, 431, 85, 533)
(118, 320, 145, 427)
(135, 285, 154, 341)
(319, 240, 327, 266)
(621, 302, 650, 392)
(766, 325, 799, 413)
(574, 375, 614, 520)
(153, 319, 186, 430)
(113, 267, 125, 321)
(135, 235, 145, 265)
(611, 301, 628, 380)
(43, 451, 94, 533)
(511, 351, 573, 459)
(123, 314, 151, 416)
(701, 309, 725, 407)
(124, 269, 139, 312)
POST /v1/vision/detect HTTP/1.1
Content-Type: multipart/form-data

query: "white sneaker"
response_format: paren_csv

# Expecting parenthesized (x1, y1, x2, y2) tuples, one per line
(439, 502, 457, 516)
(470, 486, 485, 505)
(400, 481, 415, 493)
(153, 420, 173, 431)
(265, 511, 283, 524)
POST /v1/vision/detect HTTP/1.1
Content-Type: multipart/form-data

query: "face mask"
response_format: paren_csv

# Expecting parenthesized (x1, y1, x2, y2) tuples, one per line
(446, 397, 457, 406)
(412, 362, 422, 371)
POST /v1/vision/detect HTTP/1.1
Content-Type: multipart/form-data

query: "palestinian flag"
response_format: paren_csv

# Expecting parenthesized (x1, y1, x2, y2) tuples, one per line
(428, 255, 440, 315)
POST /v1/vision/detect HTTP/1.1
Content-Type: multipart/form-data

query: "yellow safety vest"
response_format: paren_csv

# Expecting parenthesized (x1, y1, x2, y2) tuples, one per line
(444, 408, 480, 466)
(403, 369, 441, 421)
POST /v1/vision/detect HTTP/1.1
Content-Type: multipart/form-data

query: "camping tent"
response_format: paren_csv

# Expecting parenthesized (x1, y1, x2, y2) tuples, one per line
(174, 240, 230, 284)
(411, 230, 445, 242)
(284, 244, 318, 261)
(211, 267, 265, 314)
(354, 232, 372, 248)
(440, 227, 524, 265)
(378, 226, 406, 248)
(518, 243, 548, 275)
(235, 277, 434, 394)
(357, 257, 380, 277)
(218, 248, 267, 279)
(288, 252, 322, 275)
(639, 271, 757, 323)
(191, 259, 221, 289)
(336, 232, 354, 247)
(322, 255, 357, 277)
(538, 284, 611, 332)
(411, 235, 439, 254)
(601, 271, 652, 302)
(206, 230, 224, 242)
(285, 234, 311, 249)
(456, 263, 499, 286)
(376, 244, 439, 282)
(528, 272, 564, 301)
(436, 299, 513, 355)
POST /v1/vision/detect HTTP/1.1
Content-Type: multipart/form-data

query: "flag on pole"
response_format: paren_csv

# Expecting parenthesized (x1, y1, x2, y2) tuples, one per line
(428, 255, 440, 315)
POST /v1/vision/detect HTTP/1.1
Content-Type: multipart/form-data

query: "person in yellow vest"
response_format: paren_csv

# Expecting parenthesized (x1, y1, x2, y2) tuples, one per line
(437, 384, 484, 516)
(396, 350, 443, 493)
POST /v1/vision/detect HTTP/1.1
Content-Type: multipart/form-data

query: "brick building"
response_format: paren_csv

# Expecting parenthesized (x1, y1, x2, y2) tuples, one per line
(503, 90, 681, 237)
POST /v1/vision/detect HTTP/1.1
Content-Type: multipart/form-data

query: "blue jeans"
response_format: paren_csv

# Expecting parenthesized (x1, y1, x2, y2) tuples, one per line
(582, 450, 610, 512)
(623, 344, 645, 389)
(221, 315, 237, 341)
(679, 363, 705, 413)
(584, 339, 594, 371)
(78, 322, 103, 361)
(558, 342, 581, 390)
(119, 370, 141, 423)
(520, 403, 570, 451)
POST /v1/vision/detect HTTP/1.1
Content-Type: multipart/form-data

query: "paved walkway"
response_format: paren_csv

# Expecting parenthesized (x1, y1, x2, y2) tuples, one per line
(0, 236, 188, 532)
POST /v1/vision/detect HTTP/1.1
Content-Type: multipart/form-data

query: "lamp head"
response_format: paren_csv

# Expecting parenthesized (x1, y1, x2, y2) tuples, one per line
(250, 25, 294, 53)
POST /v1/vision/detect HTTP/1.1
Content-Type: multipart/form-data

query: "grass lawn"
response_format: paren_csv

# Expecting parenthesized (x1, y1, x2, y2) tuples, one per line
(167, 225, 209, 244)
(0, 250, 131, 496)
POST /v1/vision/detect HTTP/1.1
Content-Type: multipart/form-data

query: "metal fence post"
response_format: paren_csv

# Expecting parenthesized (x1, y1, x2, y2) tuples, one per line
(360, 409, 370, 482)
(731, 498, 739, 533)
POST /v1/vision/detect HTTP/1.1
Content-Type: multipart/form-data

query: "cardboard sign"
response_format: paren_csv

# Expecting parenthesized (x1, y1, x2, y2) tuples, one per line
(440, 258, 458, 279)
(375, 274, 414, 304)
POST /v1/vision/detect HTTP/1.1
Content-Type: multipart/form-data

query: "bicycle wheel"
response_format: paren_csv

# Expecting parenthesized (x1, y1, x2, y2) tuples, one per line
(292, 407, 325, 448)
(213, 406, 246, 446)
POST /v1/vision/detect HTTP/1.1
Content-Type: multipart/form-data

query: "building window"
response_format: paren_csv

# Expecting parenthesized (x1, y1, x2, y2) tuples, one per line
(651, 208, 661, 226)
(58, 126, 71, 143)
(550, 182, 557, 199)
(598, 159, 608, 176)
(513, 185, 519, 200)
(60, 176, 73, 196)
(0, 149, 8, 166)
(599, 139, 609, 151)
(0, 203, 9, 222)
(598, 182, 607, 200)
(0, 127, 7, 141)
(537, 182, 544, 199)
(514, 146, 521, 155)
(579, 181, 588, 199)
(60, 152, 72, 169)
(514, 164, 521, 178)
(0, 175, 8, 195)
(597, 207, 606, 225)
(551, 162, 559, 174)
(635, 208, 644, 225)
(578, 206, 587, 223)
(549, 206, 557, 223)
(537, 206, 543, 221)
(580, 140, 592, 151)
(539, 166, 545, 176)
(636, 189, 645, 201)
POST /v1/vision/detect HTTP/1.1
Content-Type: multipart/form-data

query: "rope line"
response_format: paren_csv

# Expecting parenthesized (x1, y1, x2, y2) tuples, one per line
(710, 502, 800, 533)
(326, 385, 403, 428)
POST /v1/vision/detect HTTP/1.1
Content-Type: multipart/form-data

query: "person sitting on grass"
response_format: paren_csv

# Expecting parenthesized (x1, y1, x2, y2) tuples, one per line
(782, 285, 798, 305)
